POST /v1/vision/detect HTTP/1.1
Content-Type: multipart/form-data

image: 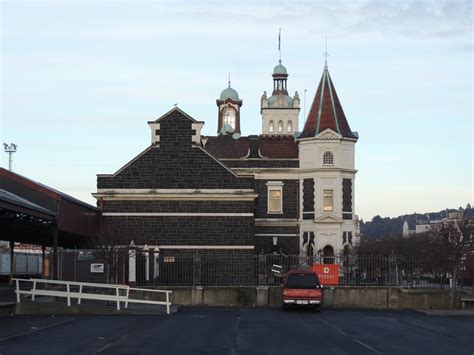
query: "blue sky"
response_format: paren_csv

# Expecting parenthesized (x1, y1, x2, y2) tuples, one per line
(1, 0, 472, 220)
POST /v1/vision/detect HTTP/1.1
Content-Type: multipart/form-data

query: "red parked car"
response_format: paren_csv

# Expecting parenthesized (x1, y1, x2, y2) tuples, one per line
(282, 269, 323, 311)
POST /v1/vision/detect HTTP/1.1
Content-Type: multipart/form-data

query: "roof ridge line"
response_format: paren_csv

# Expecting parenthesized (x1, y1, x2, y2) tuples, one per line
(316, 70, 327, 135)
(326, 72, 341, 134)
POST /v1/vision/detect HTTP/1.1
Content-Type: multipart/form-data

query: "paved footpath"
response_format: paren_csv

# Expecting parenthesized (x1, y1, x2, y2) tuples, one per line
(0, 308, 473, 354)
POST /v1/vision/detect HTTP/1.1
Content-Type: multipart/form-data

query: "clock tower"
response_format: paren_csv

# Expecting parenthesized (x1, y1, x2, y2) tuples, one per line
(216, 79, 242, 134)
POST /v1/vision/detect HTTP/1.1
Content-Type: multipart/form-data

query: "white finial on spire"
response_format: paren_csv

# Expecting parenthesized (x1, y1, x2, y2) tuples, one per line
(278, 28, 282, 64)
(228, 72, 231, 88)
(323, 35, 329, 69)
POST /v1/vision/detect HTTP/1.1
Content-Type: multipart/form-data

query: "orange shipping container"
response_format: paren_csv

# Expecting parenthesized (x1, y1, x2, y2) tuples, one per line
(312, 264, 339, 285)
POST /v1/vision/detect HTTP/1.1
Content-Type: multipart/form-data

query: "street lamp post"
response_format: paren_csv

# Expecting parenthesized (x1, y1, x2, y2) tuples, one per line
(3, 143, 17, 171)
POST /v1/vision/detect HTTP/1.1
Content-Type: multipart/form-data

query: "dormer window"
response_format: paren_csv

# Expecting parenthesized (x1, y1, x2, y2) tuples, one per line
(269, 120, 274, 133)
(278, 121, 283, 133)
(323, 151, 334, 165)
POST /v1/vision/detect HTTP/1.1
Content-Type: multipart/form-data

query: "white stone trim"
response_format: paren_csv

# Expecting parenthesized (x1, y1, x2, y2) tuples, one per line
(157, 245, 254, 250)
(93, 189, 258, 201)
(97, 188, 255, 194)
(219, 158, 299, 161)
(255, 218, 297, 222)
(102, 212, 254, 217)
(255, 234, 298, 237)
(93, 194, 258, 201)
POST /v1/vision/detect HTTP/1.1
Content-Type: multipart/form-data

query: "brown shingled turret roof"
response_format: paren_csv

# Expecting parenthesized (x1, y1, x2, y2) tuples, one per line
(299, 65, 357, 140)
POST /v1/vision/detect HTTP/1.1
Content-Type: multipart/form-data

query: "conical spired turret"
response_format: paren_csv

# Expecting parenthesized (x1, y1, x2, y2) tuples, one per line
(299, 64, 357, 139)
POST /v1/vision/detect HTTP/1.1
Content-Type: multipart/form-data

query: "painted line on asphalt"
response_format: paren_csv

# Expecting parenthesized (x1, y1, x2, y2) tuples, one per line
(0, 318, 77, 343)
(91, 334, 128, 355)
(231, 314, 240, 355)
(318, 318, 380, 355)
(397, 318, 474, 343)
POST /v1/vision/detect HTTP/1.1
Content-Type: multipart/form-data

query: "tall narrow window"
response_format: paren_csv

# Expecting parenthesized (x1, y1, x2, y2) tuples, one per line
(323, 190, 334, 212)
(269, 120, 274, 133)
(223, 108, 236, 130)
(323, 151, 334, 165)
(287, 120, 292, 132)
(266, 181, 284, 214)
(278, 121, 283, 133)
(268, 190, 282, 212)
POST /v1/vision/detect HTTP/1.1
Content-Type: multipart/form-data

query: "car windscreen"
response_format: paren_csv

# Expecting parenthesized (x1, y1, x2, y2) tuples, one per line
(285, 273, 320, 289)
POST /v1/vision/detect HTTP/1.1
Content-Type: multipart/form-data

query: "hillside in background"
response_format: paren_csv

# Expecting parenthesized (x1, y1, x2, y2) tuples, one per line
(360, 204, 472, 238)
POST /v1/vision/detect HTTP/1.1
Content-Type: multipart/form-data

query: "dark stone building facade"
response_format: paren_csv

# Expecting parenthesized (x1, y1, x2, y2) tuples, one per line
(95, 59, 360, 263)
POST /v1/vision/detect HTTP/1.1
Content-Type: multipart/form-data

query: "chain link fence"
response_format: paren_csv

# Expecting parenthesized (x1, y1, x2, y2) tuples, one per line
(50, 249, 474, 290)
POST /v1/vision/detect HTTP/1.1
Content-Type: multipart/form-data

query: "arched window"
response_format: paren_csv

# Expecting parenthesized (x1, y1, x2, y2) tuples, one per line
(223, 107, 236, 130)
(323, 245, 334, 264)
(323, 151, 334, 165)
(278, 121, 283, 133)
(269, 120, 274, 133)
(287, 120, 292, 133)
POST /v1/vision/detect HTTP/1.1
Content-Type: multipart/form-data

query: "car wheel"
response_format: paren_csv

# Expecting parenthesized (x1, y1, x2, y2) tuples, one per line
(282, 304, 288, 311)
(314, 305, 321, 312)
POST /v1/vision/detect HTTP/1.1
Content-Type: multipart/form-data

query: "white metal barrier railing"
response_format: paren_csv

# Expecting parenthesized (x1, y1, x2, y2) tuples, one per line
(13, 278, 173, 314)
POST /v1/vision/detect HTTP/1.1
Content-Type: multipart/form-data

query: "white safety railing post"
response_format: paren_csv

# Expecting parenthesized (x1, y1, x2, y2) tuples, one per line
(166, 292, 170, 315)
(125, 287, 130, 308)
(116, 287, 120, 311)
(15, 279, 20, 303)
(78, 284, 83, 305)
(66, 283, 71, 306)
(31, 280, 37, 301)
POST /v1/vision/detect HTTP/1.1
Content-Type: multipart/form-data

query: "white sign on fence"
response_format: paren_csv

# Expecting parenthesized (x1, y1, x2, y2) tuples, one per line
(271, 264, 282, 274)
(90, 263, 104, 273)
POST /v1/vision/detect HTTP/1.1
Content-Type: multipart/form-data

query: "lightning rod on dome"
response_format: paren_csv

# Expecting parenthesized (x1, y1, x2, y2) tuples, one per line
(323, 35, 329, 69)
(228, 72, 231, 88)
(278, 28, 282, 64)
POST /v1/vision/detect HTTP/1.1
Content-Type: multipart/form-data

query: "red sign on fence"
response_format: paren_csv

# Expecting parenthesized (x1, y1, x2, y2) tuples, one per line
(312, 264, 340, 285)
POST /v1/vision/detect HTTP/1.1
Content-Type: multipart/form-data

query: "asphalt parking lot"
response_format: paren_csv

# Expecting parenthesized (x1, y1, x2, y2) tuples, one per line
(0, 308, 473, 355)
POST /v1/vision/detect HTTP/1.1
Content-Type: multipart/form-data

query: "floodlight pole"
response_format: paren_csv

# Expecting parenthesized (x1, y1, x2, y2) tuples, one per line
(3, 143, 17, 171)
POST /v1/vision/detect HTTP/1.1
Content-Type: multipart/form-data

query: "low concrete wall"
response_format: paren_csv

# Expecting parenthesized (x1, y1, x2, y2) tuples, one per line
(152, 286, 473, 310)
(323, 287, 388, 309)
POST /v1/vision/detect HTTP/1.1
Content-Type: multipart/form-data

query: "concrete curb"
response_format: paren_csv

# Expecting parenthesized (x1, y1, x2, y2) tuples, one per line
(15, 301, 178, 316)
(413, 309, 474, 316)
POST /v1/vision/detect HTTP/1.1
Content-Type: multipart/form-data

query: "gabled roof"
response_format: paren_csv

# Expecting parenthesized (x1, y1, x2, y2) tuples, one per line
(147, 106, 204, 124)
(299, 66, 357, 140)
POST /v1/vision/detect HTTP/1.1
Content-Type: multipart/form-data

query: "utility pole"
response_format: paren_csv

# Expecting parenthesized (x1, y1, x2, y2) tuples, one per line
(3, 143, 17, 171)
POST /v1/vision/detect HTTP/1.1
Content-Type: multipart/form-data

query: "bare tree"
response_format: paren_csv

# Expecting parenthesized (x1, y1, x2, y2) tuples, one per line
(438, 215, 474, 308)
(89, 224, 129, 284)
